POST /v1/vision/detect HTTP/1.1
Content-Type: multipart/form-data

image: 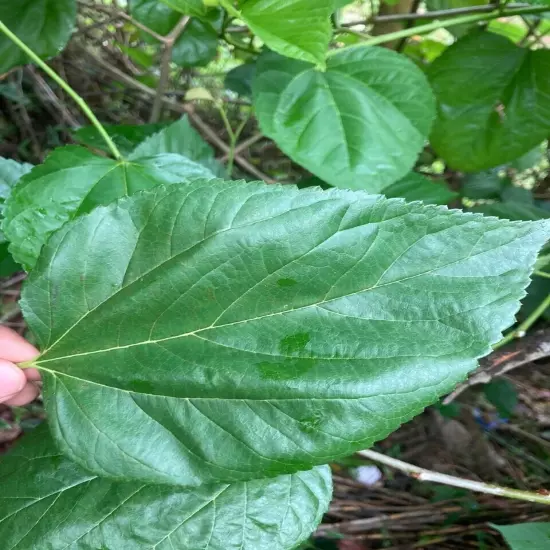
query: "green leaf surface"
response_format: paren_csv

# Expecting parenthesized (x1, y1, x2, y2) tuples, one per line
(129, 116, 224, 176)
(0, 0, 76, 73)
(237, 0, 333, 66)
(0, 158, 33, 206)
(160, 0, 208, 17)
(0, 426, 331, 550)
(129, 0, 181, 35)
(461, 170, 503, 200)
(22, 180, 549, 485)
(470, 203, 550, 222)
(225, 62, 256, 96)
(382, 172, 458, 205)
(492, 522, 550, 550)
(172, 17, 219, 67)
(429, 32, 550, 172)
(0, 242, 20, 277)
(483, 379, 518, 417)
(73, 123, 168, 156)
(0, 158, 32, 259)
(3, 146, 214, 270)
(254, 49, 435, 192)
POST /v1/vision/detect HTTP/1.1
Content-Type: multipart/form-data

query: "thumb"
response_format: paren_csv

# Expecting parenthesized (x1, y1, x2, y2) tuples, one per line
(0, 359, 26, 403)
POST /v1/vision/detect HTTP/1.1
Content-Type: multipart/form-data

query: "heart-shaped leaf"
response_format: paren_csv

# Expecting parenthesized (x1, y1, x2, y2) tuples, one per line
(236, 0, 333, 66)
(0, 425, 331, 550)
(3, 146, 214, 270)
(253, 49, 435, 192)
(429, 31, 550, 171)
(0, 0, 77, 73)
(22, 180, 549, 485)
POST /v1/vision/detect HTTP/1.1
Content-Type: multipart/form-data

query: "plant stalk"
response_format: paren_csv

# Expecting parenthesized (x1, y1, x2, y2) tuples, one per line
(333, 6, 550, 50)
(359, 449, 550, 505)
(0, 19, 122, 160)
(150, 15, 190, 123)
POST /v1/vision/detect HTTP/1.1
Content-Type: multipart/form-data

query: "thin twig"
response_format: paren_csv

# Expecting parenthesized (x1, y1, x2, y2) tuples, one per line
(340, 2, 529, 25)
(358, 449, 550, 505)
(444, 327, 550, 403)
(83, 50, 277, 183)
(332, 5, 550, 49)
(150, 16, 190, 123)
(219, 133, 264, 162)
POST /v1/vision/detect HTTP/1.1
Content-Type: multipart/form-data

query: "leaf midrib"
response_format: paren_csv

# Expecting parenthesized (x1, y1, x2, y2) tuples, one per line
(35, 215, 527, 366)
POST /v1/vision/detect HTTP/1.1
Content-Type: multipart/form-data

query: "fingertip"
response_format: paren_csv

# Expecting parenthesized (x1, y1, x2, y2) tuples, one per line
(3, 381, 39, 406)
(0, 326, 39, 363)
(0, 359, 27, 402)
(24, 367, 42, 382)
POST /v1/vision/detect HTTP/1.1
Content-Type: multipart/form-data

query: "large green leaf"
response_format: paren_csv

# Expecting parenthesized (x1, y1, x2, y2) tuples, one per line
(22, 180, 549, 486)
(234, 0, 332, 66)
(253, 49, 435, 192)
(0, 426, 331, 550)
(492, 522, 550, 550)
(382, 172, 458, 205)
(129, 116, 224, 176)
(429, 31, 550, 172)
(0, 0, 76, 73)
(3, 146, 214, 270)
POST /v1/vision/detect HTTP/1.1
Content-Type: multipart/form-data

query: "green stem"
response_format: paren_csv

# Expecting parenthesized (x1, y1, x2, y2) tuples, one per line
(535, 269, 550, 280)
(219, 0, 241, 19)
(0, 19, 122, 160)
(331, 6, 550, 50)
(495, 293, 550, 349)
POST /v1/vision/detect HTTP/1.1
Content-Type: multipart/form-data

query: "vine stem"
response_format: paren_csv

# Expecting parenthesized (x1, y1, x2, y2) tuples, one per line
(359, 449, 550, 505)
(333, 5, 550, 49)
(0, 19, 122, 160)
(494, 293, 550, 349)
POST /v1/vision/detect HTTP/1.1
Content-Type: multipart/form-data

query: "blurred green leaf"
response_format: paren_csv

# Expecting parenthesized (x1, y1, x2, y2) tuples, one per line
(461, 170, 503, 200)
(492, 522, 550, 550)
(484, 379, 518, 417)
(382, 172, 458, 204)
(225, 63, 256, 96)
(0, 0, 77, 73)
(172, 18, 218, 67)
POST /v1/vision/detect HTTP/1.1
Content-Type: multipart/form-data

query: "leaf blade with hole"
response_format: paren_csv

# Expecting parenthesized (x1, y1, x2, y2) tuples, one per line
(22, 180, 549, 485)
